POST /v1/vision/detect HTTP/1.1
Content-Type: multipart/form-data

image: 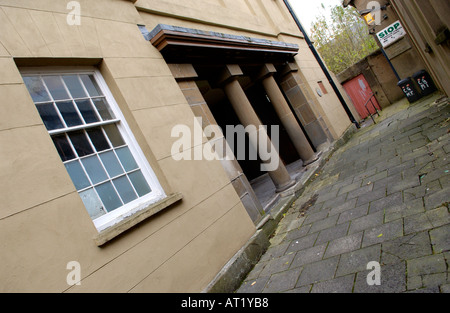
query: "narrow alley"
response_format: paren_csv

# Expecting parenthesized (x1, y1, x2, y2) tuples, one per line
(237, 94, 450, 293)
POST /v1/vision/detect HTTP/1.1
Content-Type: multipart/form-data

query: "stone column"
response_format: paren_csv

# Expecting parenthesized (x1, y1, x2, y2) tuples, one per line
(168, 63, 264, 223)
(259, 64, 318, 166)
(220, 65, 295, 193)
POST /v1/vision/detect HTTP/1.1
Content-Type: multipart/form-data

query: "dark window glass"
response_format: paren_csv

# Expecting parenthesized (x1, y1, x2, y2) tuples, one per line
(92, 97, 114, 121)
(103, 124, 125, 147)
(68, 131, 94, 157)
(87, 127, 110, 152)
(52, 134, 76, 161)
(76, 99, 99, 124)
(36, 103, 64, 130)
(57, 101, 83, 127)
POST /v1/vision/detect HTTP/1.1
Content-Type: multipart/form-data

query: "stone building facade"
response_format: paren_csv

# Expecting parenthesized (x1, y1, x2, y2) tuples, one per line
(0, 0, 356, 292)
(344, 0, 449, 96)
(389, 0, 450, 96)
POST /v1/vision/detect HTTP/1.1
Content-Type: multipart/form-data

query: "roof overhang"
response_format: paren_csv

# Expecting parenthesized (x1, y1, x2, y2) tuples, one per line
(146, 24, 299, 65)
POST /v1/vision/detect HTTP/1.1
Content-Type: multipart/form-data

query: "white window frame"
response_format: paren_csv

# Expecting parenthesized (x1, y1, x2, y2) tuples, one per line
(21, 66, 166, 232)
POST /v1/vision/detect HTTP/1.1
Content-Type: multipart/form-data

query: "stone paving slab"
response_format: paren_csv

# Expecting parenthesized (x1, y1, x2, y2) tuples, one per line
(237, 94, 450, 293)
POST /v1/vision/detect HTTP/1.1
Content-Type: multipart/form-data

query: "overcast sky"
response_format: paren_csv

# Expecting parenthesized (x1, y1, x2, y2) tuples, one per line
(288, 0, 343, 35)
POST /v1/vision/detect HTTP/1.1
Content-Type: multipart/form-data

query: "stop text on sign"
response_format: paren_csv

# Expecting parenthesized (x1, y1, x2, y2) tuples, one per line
(376, 21, 406, 48)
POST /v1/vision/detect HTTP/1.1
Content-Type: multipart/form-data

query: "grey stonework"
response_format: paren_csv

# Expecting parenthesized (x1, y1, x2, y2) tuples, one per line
(237, 94, 450, 293)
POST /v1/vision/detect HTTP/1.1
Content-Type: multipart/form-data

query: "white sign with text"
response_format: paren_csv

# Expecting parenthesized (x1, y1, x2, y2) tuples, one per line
(376, 21, 406, 48)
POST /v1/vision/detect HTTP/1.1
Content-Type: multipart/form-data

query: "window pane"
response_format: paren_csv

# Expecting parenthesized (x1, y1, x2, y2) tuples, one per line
(129, 170, 152, 197)
(79, 188, 106, 220)
(116, 147, 138, 172)
(57, 101, 83, 127)
(65, 160, 91, 191)
(62, 75, 87, 99)
(23, 76, 51, 103)
(113, 176, 137, 204)
(76, 99, 99, 124)
(87, 127, 110, 152)
(68, 131, 94, 157)
(36, 103, 64, 130)
(103, 124, 125, 147)
(52, 134, 76, 161)
(92, 98, 115, 121)
(81, 155, 108, 185)
(43, 76, 70, 100)
(99, 151, 124, 178)
(80, 74, 103, 97)
(96, 182, 122, 212)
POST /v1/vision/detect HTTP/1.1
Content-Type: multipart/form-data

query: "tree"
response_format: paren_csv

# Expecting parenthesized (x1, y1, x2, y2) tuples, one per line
(310, 4, 379, 74)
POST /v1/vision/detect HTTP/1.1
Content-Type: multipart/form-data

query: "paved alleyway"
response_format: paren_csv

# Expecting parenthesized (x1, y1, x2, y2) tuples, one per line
(237, 94, 450, 293)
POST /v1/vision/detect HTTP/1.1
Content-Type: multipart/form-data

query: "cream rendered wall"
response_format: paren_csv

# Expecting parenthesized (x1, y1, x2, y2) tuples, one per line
(135, 0, 292, 36)
(0, 0, 255, 293)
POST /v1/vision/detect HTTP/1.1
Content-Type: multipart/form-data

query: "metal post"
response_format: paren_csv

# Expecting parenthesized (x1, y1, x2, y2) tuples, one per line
(381, 47, 401, 81)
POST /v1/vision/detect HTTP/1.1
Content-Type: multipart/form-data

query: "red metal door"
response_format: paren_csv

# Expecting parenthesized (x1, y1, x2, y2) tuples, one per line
(343, 74, 381, 120)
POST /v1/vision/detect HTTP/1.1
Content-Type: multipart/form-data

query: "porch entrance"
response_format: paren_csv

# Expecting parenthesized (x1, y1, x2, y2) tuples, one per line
(149, 23, 323, 222)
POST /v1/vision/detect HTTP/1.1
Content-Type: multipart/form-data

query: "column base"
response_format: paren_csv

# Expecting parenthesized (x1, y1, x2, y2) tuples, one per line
(303, 151, 323, 167)
(274, 179, 296, 193)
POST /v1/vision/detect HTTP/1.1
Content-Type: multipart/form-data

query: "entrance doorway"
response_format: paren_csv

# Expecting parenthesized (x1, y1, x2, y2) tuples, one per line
(197, 78, 301, 183)
(244, 82, 301, 170)
(195, 73, 304, 211)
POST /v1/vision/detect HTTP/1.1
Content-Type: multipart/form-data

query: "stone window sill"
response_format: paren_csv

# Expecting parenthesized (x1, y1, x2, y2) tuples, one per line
(94, 193, 183, 247)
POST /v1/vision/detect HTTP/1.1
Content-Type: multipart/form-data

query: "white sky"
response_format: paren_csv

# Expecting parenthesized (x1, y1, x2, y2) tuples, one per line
(288, 0, 344, 35)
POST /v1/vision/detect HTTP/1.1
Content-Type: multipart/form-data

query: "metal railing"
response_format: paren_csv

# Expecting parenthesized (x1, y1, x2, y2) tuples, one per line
(364, 93, 381, 124)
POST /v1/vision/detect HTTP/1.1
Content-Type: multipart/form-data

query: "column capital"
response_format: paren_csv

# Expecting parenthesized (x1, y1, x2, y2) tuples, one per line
(279, 62, 299, 77)
(256, 63, 277, 81)
(167, 63, 198, 81)
(217, 64, 244, 86)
